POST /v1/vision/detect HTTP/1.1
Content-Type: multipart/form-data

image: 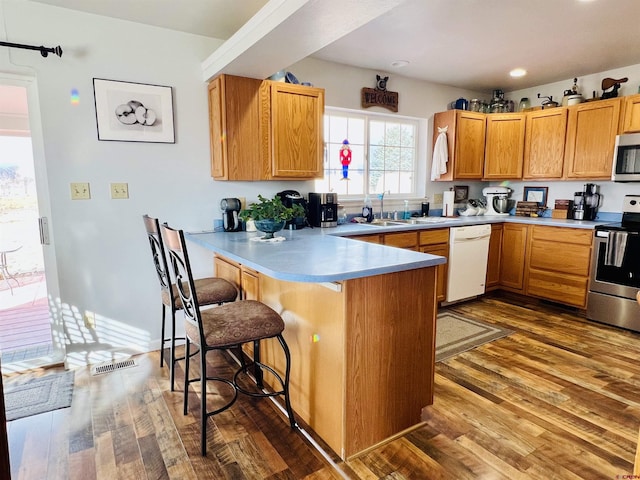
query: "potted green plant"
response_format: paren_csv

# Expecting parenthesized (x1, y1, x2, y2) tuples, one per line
(239, 194, 305, 239)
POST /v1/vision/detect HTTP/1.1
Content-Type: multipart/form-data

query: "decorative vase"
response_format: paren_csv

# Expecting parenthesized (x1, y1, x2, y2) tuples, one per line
(253, 219, 286, 239)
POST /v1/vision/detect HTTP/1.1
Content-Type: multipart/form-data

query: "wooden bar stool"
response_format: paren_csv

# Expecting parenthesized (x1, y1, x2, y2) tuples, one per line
(161, 223, 296, 456)
(142, 215, 238, 391)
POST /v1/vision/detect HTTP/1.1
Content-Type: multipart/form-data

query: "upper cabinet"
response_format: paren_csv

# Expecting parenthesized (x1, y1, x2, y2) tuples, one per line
(209, 75, 263, 180)
(620, 93, 640, 133)
(483, 113, 525, 180)
(432, 110, 485, 180)
(261, 81, 325, 179)
(208, 74, 325, 181)
(523, 107, 568, 179)
(563, 98, 622, 179)
(433, 96, 624, 182)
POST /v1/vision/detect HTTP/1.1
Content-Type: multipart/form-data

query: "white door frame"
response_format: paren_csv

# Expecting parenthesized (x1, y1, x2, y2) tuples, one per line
(0, 71, 65, 369)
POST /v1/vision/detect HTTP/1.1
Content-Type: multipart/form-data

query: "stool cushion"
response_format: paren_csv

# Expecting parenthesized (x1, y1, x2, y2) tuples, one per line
(162, 277, 237, 308)
(185, 300, 284, 348)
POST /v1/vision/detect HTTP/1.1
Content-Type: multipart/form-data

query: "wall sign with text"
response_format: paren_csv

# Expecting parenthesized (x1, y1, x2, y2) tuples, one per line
(361, 75, 398, 112)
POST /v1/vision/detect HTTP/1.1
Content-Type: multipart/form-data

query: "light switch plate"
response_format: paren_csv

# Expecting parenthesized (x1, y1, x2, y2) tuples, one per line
(70, 182, 91, 200)
(433, 193, 443, 204)
(110, 182, 129, 199)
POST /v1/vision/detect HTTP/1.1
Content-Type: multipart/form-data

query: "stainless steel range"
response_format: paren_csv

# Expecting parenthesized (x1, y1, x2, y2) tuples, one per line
(587, 195, 640, 331)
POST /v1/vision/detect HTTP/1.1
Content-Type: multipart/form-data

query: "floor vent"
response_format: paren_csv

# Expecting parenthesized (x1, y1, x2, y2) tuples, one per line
(91, 358, 137, 376)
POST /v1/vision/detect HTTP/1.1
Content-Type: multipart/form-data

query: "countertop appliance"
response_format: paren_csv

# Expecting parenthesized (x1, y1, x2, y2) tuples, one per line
(612, 133, 640, 182)
(445, 224, 491, 304)
(587, 195, 640, 332)
(277, 190, 307, 229)
(220, 197, 242, 232)
(483, 186, 512, 216)
(572, 183, 601, 220)
(308, 192, 338, 228)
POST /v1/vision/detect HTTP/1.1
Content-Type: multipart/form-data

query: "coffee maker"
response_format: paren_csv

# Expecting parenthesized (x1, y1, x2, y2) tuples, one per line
(220, 197, 242, 232)
(582, 183, 601, 221)
(308, 193, 338, 228)
(277, 190, 308, 229)
(483, 186, 512, 216)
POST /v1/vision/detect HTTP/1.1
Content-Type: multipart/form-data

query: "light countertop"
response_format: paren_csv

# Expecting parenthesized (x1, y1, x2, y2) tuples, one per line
(187, 215, 607, 283)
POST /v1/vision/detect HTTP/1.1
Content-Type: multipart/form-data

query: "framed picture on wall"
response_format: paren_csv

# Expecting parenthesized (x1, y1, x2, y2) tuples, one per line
(92, 78, 175, 143)
(453, 185, 469, 202)
(523, 186, 548, 207)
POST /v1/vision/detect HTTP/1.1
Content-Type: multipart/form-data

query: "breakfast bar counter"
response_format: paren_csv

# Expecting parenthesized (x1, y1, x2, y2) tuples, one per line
(186, 228, 444, 460)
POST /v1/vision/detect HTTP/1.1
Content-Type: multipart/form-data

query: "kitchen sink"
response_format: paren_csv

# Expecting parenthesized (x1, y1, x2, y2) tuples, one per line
(364, 217, 448, 227)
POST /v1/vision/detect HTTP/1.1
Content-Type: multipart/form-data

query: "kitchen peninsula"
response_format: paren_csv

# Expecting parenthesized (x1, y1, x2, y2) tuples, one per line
(187, 228, 445, 460)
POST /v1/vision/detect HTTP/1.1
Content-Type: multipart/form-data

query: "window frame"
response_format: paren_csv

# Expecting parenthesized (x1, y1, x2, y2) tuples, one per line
(319, 107, 427, 203)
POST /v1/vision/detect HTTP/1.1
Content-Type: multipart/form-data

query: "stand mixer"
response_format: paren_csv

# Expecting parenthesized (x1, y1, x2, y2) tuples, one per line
(483, 187, 512, 216)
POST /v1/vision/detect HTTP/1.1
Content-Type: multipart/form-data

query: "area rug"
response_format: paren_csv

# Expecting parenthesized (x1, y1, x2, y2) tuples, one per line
(3, 370, 74, 421)
(436, 312, 513, 362)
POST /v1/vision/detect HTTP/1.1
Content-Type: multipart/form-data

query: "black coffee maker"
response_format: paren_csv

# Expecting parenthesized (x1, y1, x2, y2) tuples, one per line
(583, 183, 601, 221)
(220, 198, 242, 232)
(277, 190, 307, 229)
(308, 192, 338, 228)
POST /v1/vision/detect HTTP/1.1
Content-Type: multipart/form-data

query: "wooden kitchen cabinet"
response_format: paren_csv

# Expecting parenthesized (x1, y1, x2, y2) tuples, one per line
(261, 81, 324, 179)
(483, 113, 525, 179)
(620, 93, 640, 133)
(564, 98, 622, 179)
(419, 229, 449, 302)
(525, 226, 592, 308)
(384, 231, 418, 250)
(432, 110, 486, 180)
(499, 223, 528, 292)
(214, 254, 241, 289)
(523, 107, 568, 179)
(486, 223, 503, 290)
(209, 75, 263, 180)
(348, 233, 383, 244)
(208, 74, 324, 180)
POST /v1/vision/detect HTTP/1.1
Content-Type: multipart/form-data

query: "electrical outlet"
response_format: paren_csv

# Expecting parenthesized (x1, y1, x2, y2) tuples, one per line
(70, 182, 91, 200)
(434, 193, 444, 204)
(84, 311, 96, 329)
(110, 182, 129, 199)
(238, 197, 246, 209)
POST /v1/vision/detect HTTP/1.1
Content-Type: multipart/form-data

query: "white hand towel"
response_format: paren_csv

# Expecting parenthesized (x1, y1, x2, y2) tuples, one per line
(431, 126, 449, 181)
(604, 231, 628, 267)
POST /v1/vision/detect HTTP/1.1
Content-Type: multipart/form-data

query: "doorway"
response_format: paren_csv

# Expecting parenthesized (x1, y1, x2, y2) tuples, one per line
(0, 75, 63, 371)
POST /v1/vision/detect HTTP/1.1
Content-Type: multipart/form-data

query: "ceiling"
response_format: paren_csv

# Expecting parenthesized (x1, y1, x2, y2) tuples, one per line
(23, 0, 640, 92)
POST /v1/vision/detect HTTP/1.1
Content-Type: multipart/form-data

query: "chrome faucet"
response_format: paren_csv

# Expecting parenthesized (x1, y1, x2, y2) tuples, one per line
(378, 190, 390, 219)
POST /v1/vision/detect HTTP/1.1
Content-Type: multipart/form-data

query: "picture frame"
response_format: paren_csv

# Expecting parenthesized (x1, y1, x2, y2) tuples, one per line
(92, 78, 175, 143)
(453, 185, 469, 202)
(523, 186, 548, 207)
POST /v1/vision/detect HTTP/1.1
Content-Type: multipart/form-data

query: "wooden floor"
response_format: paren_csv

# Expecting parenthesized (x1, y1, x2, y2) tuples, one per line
(5, 292, 640, 479)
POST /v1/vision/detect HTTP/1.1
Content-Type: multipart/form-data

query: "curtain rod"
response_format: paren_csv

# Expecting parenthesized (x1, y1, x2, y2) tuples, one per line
(0, 41, 62, 58)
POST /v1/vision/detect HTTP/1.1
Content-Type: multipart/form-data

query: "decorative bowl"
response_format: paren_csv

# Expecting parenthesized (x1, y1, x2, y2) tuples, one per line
(253, 219, 286, 239)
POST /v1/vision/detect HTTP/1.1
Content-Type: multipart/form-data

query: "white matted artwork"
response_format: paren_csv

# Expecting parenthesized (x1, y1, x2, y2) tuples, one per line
(93, 78, 175, 143)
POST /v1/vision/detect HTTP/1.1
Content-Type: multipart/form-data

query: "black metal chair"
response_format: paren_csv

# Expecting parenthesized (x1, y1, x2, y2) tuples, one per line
(142, 215, 238, 391)
(160, 223, 296, 456)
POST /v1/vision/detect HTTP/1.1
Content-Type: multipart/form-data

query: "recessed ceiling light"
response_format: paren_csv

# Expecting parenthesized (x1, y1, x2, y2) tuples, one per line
(510, 68, 527, 78)
(391, 60, 409, 68)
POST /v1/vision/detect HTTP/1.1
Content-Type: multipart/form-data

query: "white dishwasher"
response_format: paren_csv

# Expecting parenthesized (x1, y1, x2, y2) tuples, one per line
(446, 224, 491, 303)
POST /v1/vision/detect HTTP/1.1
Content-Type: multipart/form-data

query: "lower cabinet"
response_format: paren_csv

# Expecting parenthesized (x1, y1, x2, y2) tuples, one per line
(525, 225, 592, 308)
(384, 231, 418, 250)
(419, 229, 449, 303)
(486, 223, 503, 290)
(500, 223, 529, 292)
(349, 222, 593, 310)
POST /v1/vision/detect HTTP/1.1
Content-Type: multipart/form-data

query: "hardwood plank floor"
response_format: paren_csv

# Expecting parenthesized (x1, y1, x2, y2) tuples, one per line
(5, 292, 640, 479)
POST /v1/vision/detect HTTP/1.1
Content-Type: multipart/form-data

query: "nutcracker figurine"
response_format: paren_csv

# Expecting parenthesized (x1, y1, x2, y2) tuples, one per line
(340, 139, 352, 180)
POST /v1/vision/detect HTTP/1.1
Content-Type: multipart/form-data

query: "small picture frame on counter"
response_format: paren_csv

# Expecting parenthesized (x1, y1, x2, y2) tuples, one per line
(453, 185, 469, 202)
(523, 186, 548, 207)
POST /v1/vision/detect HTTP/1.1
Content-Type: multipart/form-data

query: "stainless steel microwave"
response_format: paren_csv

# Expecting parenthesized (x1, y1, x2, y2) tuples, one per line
(612, 133, 640, 182)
